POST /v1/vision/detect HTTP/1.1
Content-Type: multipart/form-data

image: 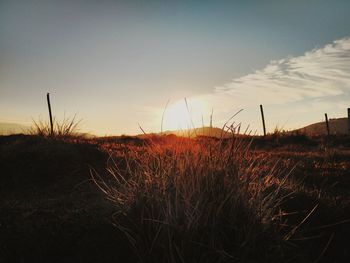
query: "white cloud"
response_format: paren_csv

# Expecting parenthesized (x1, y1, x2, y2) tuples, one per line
(210, 37, 350, 106)
(147, 37, 350, 133)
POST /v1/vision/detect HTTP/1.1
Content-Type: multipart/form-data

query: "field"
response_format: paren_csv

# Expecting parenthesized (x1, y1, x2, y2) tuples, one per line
(1, 133, 350, 262)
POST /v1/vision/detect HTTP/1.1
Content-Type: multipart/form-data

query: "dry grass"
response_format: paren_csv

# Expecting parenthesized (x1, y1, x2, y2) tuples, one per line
(29, 115, 81, 137)
(92, 134, 300, 262)
(2, 132, 350, 262)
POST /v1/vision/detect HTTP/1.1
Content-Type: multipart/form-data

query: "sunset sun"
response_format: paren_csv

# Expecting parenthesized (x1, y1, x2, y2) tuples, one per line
(162, 99, 207, 131)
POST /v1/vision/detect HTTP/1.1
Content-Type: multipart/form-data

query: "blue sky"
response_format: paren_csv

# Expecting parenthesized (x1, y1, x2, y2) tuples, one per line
(1, 0, 350, 134)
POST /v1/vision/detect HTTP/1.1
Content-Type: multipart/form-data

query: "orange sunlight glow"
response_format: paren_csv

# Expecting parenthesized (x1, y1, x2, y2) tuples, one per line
(162, 98, 208, 131)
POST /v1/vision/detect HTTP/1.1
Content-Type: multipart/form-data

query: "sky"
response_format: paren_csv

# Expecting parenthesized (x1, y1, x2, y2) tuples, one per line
(1, 0, 350, 135)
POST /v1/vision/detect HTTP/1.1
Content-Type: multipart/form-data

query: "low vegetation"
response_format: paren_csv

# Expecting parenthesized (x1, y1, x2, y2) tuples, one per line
(94, 136, 287, 262)
(1, 130, 350, 262)
(29, 115, 81, 137)
(93, 131, 350, 262)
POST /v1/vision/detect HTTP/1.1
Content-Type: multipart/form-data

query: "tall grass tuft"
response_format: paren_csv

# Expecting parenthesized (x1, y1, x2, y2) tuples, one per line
(93, 132, 297, 262)
(29, 115, 81, 137)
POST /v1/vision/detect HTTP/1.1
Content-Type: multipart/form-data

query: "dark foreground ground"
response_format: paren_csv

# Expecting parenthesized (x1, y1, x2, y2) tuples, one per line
(1, 134, 350, 262)
(0, 135, 133, 263)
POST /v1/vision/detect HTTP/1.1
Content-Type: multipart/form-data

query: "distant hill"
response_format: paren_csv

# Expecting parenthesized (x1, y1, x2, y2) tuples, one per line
(136, 127, 228, 138)
(160, 126, 238, 138)
(0, 122, 29, 135)
(297, 117, 348, 136)
(158, 118, 350, 138)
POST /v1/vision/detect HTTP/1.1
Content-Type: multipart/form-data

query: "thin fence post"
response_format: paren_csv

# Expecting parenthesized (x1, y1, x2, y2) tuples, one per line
(348, 108, 350, 135)
(325, 113, 330, 136)
(209, 108, 213, 137)
(47, 93, 54, 136)
(260, 105, 266, 136)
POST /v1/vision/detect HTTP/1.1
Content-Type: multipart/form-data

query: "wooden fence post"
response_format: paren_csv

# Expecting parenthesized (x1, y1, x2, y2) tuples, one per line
(47, 93, 54, 136)
(260, 105, 266, 136)
(325, 113, 330, 136)
(348, 108, 350, 135)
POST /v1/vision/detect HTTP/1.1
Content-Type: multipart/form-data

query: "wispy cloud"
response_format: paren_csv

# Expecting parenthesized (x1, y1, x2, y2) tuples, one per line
(148, 37, 350, 133)
(211, 37, 350, 106)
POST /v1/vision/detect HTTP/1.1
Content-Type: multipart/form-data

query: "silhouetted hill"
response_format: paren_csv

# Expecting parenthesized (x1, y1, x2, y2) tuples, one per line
(0, 122, 28, 135)
(160, 126, 238, 138)
(297, 117, 348, 135)
(157, 118, 350, 138)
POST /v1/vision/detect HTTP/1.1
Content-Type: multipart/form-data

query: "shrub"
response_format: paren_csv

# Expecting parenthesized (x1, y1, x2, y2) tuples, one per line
(93, 135, 297, 262)
(29, 115, 81, 137)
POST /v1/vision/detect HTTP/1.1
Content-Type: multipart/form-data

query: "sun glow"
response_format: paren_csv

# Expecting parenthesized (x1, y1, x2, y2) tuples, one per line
(162, 98, 208, 131)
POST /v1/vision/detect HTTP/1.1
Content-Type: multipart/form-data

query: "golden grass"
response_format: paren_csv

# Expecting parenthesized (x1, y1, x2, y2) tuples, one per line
(29, 115, 81, 137)
(92, 134, 298, 262)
